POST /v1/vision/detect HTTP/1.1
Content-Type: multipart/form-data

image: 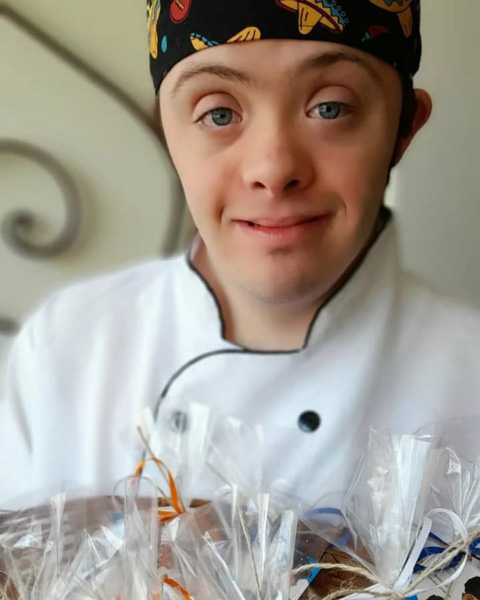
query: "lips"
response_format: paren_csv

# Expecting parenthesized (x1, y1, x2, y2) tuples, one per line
(239, 216, 322, 228)
(235, 215, 330, 247)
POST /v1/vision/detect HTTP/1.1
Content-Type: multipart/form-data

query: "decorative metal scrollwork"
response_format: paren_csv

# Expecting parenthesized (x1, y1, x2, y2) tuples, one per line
(0, 140, 82, 258)
(0, 317, 18, 335)
(0, 3, 187, 334)
(0, 3, 185, 256)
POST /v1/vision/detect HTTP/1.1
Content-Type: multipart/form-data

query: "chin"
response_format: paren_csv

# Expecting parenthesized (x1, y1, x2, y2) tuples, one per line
(242, 271, 331, 306)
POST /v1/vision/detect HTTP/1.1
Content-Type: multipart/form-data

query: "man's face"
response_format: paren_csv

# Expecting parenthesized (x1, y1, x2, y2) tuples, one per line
(160, 39, 404, 305)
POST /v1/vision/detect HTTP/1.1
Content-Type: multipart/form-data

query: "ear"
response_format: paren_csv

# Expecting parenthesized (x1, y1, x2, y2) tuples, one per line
(393, 89, 433, 165)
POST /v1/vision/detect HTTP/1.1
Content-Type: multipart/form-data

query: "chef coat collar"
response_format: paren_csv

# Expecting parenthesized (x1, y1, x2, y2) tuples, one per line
(177, 208, 398, 353)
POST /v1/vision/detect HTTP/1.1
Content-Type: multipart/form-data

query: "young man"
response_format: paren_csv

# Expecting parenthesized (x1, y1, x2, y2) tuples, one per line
(1, 0, 480, 507)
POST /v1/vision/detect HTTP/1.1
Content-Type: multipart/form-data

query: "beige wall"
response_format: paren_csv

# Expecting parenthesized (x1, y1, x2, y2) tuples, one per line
(1, 1, 184, 324)
(14, 0, 155, 113)
(394, 1, 480, 307)
(1, 0, 480, 328)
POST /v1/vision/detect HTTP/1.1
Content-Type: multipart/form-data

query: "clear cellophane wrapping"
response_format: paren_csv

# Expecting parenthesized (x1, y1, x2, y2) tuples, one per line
(0, 404, 328, 599)
(418, 417, 480, 541)
(12, 413, 480, 599)
(303, 428, 436, 597)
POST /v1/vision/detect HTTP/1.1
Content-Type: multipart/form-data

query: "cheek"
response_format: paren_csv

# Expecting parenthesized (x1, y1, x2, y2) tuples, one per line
(162, 109, 240, 225)
(166, 138, 242, 232)
(172, 150, 234, 232)
(321, 117, 396, 217)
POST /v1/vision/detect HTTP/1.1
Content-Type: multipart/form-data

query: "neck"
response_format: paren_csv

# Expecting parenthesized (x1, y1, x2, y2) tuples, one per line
(192, 210, 389, 351)
(222, 286, 322, 352)
(194, 245, 325, 351)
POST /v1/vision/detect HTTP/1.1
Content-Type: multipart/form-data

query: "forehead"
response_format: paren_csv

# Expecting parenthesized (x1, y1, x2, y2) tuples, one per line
(160, 39, 396, 97)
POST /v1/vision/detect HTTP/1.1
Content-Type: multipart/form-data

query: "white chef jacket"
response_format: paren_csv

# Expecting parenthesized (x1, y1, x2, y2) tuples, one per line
(1, 218, 480, 509)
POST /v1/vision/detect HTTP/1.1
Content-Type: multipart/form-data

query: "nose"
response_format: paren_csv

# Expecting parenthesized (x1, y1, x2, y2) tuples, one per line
(241, 119, 315, 198)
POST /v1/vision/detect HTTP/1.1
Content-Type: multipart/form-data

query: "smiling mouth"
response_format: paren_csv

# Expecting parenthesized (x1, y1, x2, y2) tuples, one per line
(234, 214, 330, 246)
(243, 216, 322, 228)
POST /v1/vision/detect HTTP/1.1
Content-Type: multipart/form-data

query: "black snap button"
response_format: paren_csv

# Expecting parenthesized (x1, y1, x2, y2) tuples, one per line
(298, 411, 321, 433)
(169, 410, 188, 433)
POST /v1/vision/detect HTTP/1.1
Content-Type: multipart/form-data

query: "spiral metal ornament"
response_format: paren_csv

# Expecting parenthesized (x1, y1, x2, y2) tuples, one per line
(0, 317, 17, 335)
(0, 3, 187, 332)
(0, 3, 185, 256)
(0, 140, 82, 259)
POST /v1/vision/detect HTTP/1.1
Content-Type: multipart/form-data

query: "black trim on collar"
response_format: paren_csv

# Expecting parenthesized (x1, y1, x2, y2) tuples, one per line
(151, 207, 392, 427)
(185, 206, 392, 352)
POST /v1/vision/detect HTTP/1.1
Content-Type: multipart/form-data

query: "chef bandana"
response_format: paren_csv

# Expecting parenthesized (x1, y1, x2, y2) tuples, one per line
(147, 0, 421, 93)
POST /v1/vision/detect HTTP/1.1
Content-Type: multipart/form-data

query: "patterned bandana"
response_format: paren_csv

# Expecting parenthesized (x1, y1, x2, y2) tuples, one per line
(147, 0, 421, 93)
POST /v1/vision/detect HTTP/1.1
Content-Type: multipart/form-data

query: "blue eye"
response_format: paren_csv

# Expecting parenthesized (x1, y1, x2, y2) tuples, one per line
(315, 102, 343, 120)
(208, 107, 234, 127)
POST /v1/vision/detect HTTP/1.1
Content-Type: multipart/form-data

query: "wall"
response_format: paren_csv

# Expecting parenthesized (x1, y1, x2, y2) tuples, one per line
(1, 0, 480, 328)
(13, 0, 155, 113)
(394, 1, 480, 307)
(0, 1, 185, 325)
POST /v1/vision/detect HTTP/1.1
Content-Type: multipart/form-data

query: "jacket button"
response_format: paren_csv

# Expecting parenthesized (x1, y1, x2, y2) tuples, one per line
(169, 410, 188, 433)
(298, 411, 321, 433)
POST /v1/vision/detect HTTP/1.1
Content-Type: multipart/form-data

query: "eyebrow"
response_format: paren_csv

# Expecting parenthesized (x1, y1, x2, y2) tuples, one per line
(170, 49, 382, 98)
(298, 50, 383, 85)
(171, 65, 255, 98)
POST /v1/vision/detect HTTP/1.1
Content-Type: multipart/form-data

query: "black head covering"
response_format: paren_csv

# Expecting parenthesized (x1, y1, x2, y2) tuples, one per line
(147, 0, 421, 93)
